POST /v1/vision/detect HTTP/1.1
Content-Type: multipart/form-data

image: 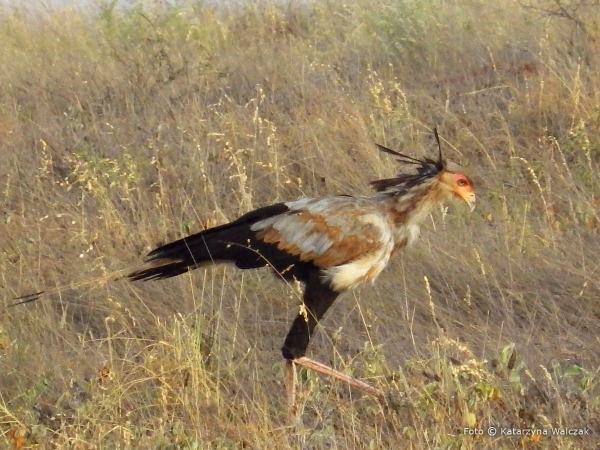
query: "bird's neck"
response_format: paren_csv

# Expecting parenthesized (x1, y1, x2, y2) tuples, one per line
(381, 176, 446, 226)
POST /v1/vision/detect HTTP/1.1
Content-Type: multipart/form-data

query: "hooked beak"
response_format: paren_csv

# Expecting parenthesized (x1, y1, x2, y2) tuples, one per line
(461, 192, 476, 212)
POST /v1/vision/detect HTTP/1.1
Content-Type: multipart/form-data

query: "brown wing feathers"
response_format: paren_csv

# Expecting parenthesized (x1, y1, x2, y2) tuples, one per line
(255, 209, 383, 269)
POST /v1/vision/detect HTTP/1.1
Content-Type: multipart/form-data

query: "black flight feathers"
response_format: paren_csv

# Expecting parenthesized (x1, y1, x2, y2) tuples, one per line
(370, 128, 445, 192)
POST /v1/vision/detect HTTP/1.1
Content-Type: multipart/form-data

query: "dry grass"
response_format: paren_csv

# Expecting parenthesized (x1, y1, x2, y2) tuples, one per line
(0, 0, 599, 448)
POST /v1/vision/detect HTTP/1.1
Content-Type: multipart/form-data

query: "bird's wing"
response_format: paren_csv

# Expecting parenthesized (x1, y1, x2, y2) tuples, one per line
(250, 197, 392, 268)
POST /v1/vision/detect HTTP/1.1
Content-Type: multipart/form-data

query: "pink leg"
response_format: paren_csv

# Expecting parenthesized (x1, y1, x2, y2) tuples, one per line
(284, 359, 298, 417)
(292, 356, 384, 400)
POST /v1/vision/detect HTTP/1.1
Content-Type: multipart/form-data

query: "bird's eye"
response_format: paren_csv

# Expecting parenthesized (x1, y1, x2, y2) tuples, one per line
(457, 178, 468, 187)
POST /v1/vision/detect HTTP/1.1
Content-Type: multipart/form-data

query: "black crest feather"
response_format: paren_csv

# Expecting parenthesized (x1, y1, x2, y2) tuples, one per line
(371, 128, 446, 192)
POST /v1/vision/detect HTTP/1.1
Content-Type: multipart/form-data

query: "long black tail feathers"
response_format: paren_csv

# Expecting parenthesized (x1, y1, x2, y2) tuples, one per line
(6, 267, 134, 310)
(7, 291, 45, 308)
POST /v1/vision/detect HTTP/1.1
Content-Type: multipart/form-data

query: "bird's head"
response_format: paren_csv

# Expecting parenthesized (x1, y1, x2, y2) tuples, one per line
(438, 161, 476, 212)
(371, 129, 476, 211)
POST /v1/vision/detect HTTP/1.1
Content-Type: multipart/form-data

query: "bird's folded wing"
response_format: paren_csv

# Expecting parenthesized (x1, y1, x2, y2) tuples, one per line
(250, 198, 391, 268)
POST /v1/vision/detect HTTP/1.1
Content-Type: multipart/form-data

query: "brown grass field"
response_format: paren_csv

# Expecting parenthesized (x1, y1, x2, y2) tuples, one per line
(1, 0, 599, 448)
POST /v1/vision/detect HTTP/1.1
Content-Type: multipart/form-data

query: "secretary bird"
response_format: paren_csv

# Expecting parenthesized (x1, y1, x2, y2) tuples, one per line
(13, 130, 475, 412)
